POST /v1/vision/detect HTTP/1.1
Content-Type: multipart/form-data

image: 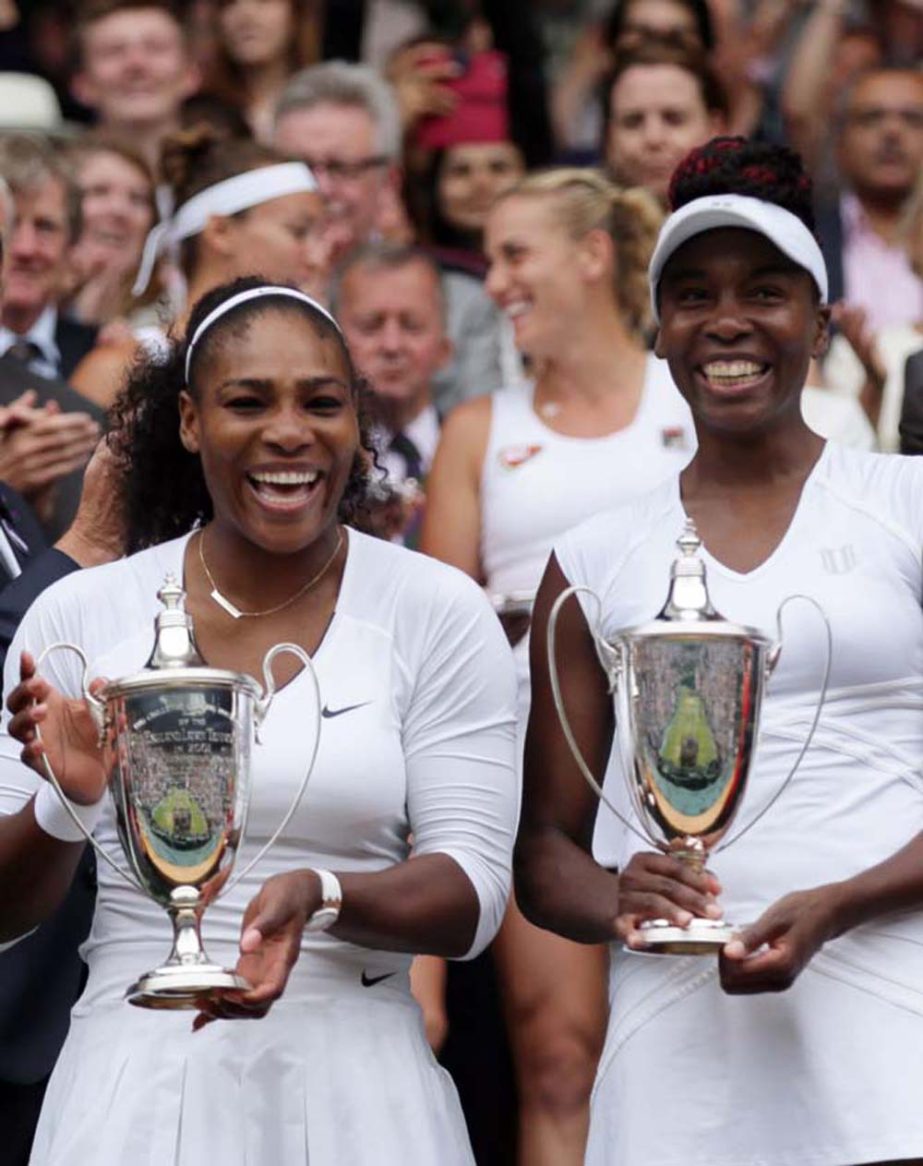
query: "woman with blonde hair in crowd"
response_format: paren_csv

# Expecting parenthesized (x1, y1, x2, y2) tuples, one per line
(421, 167, 695, 1165)
(70, 126, 323, 407)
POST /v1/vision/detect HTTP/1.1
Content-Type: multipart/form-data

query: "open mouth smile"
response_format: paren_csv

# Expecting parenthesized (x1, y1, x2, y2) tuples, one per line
(246, 469, 322, 510)
(699, 359, 770, 394)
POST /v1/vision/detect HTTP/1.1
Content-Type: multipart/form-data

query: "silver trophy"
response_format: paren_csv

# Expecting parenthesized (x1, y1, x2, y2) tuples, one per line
(548, 521, 830, 954)
(36, 575, 321, 1007)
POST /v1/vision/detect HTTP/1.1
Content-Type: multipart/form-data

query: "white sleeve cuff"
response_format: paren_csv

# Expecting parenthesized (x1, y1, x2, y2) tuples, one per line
(33, 782, 104, 843)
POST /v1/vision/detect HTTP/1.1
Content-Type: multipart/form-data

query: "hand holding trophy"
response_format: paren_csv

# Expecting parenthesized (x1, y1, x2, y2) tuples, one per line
(30, 574, 321, 1007)
(548, 520, 831, 954)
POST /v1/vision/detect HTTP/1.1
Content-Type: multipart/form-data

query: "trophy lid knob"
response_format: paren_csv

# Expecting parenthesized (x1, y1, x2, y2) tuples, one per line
(659, 519, 718, 621)
(146, 573, 205, 669)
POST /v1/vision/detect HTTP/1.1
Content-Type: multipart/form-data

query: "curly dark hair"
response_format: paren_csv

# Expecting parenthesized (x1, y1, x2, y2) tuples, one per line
(668, 137, 816, 231)
(109, 276, 377, 553)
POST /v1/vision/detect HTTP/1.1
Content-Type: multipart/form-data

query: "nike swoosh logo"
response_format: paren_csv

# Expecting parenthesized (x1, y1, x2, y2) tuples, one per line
(361, 971, 396, 988)
(322, 701, 372, 719)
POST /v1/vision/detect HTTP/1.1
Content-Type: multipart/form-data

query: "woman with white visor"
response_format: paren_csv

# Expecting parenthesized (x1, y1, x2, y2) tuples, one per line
(518, 137, 923, 1166)
(71, 127, 324, 408)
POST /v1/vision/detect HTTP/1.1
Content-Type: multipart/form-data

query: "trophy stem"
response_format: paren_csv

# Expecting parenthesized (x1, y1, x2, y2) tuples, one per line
(126, 885, 251, 1010)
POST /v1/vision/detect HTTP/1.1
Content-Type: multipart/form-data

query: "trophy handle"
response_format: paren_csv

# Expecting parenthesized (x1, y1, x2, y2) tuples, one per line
(223, 642, 322, 895)
(715, 594, 833, 853)
(547, 587, 655, 849)
(32, 642, 142, 892)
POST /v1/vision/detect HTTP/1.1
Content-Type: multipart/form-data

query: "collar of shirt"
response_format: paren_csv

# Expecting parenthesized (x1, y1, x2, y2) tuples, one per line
(0, 306, 61, 377)
(840, 192, 923, 333)
(373, 402, 441, 486)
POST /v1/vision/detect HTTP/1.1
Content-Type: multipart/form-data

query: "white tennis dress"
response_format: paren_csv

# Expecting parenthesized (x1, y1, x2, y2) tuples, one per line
(0, 529, 518, 1166)
(556, 442, 923, 1166)
(481, 354, 694, 721)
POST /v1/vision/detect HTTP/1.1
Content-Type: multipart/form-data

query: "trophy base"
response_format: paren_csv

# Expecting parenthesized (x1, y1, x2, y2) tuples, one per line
(127, 964, 251, 1010)
(632, 917, 738, 956)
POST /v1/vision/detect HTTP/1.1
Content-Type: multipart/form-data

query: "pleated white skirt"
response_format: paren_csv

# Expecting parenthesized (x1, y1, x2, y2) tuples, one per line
(30, 957, 473, 1166)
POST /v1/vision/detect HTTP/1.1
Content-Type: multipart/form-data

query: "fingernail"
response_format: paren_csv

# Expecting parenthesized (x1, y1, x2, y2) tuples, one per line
(706, 903, 724, 919)
(675, 910, 692, 926)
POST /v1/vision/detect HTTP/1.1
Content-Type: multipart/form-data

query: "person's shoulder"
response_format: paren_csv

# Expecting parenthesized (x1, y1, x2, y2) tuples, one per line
(556, 477, 678, 580)
(819, 444, 923, 539)
(436, 392, 495, 456)
(21, 537, 186, 627)
(348, 529, 488, 608)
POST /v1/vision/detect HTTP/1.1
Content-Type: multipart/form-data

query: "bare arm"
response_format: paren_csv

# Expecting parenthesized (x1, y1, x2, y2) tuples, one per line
(0, 652, 107, 940)
(781, 0, 848, 168)
(419, 396, 491, 580)
(516, 555, 723, 946)
(69, 340, 139, 411)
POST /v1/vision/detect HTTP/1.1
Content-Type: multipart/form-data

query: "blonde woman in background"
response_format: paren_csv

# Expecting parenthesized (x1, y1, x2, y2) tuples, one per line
(420, 169, 695, 1165)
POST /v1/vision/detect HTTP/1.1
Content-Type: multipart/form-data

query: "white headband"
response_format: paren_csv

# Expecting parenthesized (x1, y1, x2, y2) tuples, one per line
(133, 162, 318, 296)
(185, 286, 342, 382)
(648, 194, 829, 323)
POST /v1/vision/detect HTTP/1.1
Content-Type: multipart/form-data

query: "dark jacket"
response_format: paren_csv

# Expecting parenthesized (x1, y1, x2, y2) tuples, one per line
(899, 349, 923, 455)
(0, 356, 105, 542)
(0, 494, 91, 1087)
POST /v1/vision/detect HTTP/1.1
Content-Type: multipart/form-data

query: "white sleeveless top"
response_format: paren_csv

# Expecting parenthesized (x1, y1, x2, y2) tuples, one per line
(480, 354, 694, 600)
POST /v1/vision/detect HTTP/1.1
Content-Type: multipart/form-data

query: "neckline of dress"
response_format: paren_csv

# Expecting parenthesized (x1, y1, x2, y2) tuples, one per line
(526, 353, 652, 443)
(164, 526, 357, 694)
(674, 442, 830, 583)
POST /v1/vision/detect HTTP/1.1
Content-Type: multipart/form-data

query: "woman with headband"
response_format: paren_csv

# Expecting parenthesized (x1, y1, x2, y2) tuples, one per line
(0, 278, 518, 1165)
(71, 128, 325, 408)
(518, 137, 923, 1166)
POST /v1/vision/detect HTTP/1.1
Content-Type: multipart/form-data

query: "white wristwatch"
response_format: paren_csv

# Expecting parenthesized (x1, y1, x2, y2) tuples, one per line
(304, 868, 343, 932)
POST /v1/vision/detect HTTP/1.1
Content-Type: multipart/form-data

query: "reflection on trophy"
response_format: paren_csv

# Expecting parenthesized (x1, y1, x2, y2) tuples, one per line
(38, 576, 321, 1007)
(548, 521, 830, 954)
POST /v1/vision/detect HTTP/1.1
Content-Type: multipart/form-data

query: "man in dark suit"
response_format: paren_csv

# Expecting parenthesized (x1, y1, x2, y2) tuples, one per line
(0, 134, 99, 381)
(0, 439, 125, 1165)
(899, 348, 923, 455)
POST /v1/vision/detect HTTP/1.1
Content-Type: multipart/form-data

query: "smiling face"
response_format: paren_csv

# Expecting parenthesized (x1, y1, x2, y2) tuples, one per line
(485, 194, 604, 360)
(75, 8, 198, 131)
(655, 228, 829, 437)
(3, 177, 71, 330)
(77, 148, 154, 260)
(218, 0, 293, 68)
(274, 103, 393, 250)
(179, 306, 359, 556)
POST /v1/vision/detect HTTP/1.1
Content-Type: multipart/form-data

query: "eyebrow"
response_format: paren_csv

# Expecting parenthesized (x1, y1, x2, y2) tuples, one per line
(217, 376, 349, 391)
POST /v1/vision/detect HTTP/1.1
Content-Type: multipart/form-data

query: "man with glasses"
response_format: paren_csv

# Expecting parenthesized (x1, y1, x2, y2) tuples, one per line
(274, 60, 403, 263)
(273, 59, 504, 416)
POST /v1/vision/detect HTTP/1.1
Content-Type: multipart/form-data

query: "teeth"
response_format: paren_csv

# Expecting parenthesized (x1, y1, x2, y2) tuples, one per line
(250, 470, 318, 485)
(703, 360, 765, 380)
(505, 301, 530, 319)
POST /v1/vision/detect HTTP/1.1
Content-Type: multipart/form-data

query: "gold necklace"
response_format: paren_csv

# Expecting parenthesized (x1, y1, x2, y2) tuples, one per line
(198, 528, 344, 619)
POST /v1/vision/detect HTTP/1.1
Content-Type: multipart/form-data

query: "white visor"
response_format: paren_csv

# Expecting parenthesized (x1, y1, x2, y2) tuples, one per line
(133, 162, 318, 296)
(648, 194, 828, 323)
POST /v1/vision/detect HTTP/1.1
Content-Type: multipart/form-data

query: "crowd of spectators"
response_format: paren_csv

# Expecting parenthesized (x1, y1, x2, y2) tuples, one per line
(0, 1, 920, 1164)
